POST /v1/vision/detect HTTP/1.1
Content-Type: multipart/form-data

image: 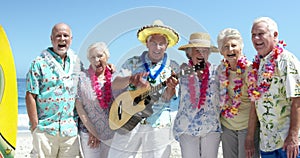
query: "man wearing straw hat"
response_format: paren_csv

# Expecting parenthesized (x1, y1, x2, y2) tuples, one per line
(173, 32, 221, 158)
(108, 20, 180, 158)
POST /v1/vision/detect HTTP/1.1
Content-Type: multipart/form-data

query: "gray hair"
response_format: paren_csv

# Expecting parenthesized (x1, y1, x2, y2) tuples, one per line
(185, 48, 192, 59)
(87, 42, 110, 60)
(217, 28, 244, 52)
(252, 17, 278, 40)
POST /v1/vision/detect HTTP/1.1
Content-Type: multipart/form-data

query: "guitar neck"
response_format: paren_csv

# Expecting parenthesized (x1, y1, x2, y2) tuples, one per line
(149, 82, 165, 95)
(141, 68, 191, 99)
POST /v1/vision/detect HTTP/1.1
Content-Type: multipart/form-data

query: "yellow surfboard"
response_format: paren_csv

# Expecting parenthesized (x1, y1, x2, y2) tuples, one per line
(0, 25, 18, 158)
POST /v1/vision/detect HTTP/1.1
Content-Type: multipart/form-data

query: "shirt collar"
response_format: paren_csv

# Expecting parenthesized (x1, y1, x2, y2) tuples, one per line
(47, 47, 70, 64)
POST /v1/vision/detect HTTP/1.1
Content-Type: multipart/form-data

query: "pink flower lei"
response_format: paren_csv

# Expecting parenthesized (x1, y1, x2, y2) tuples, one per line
(248, 40, 286, 101)
(88, 65, 112, 109)
(220, 56, 248, 118)
(188, 60, 210, 109)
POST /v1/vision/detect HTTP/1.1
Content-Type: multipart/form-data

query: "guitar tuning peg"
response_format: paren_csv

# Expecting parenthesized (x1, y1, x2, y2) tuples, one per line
(180, 63, 188, 70)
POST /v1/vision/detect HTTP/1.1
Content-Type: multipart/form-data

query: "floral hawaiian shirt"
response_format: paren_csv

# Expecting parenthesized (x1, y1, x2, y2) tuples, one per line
(113, 51, 180, 128)
(173, 64, 221, 141)
(26, 47, 81, 137)
(256, 49, 300, 151)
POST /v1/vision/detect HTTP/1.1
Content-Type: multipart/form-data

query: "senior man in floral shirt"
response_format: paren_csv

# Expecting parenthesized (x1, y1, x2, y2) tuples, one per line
(248, 17, 300, 158)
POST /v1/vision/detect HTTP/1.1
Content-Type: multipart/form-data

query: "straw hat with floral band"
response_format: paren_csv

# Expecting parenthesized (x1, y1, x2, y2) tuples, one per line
(137, 20, 179, 47)
(178, 32, 219, 52)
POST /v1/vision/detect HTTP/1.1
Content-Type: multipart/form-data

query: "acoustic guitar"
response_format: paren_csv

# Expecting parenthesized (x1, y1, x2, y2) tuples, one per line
(109, 63, 203, 131)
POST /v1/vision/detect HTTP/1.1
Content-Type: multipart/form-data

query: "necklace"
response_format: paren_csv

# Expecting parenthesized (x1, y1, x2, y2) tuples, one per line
(188, 60, 210, 109)
(220, 56, 247, 118)
(248, 40, 286, 101)
(88, 65, 112, 109)
(141, 51, 167, 84)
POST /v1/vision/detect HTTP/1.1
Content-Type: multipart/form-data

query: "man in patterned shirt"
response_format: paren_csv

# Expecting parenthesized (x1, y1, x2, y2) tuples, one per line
(249, 17, 300, 158)
(108, 20, 179, 158)
(25, 23, 82, 157)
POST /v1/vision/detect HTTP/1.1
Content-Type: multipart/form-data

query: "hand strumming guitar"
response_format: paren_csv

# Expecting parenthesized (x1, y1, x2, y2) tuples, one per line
(129, 72, 150, 88)
(112, 72, 149, 91)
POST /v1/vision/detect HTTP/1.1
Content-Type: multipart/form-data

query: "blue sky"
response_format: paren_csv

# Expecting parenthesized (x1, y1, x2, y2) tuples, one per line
(1, 0, 300, 78)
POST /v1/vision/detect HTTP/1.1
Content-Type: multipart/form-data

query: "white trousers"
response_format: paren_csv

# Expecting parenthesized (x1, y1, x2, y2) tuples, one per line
(108, 124, 173, 158)
(179, 132, 221, 158)
(31, 128, 80, 158)
(79, 131, 112, 158)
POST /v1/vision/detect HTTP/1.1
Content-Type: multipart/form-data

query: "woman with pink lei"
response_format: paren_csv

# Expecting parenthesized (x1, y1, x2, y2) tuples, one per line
(173, 32, 221, 158)
(76, 42, 115, 158)
(217, 28, 260, 158)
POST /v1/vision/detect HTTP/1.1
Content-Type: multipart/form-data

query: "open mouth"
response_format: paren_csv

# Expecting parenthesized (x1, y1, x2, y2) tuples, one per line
(227, 54, 236, 57)
(255, 42, 264, 47)
(58, 44, 67, 49)
(94, 64, 104, 74)
(96, 64, 103, 69)
(197, 57, 204, 62)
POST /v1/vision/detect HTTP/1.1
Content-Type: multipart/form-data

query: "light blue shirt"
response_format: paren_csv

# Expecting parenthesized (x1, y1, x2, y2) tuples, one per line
(113, 51, 179, 128)
(26, 48, 81, 136)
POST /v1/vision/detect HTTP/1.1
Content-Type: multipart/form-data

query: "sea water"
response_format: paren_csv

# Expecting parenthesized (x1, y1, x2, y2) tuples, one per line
(17, 78, 30, 132)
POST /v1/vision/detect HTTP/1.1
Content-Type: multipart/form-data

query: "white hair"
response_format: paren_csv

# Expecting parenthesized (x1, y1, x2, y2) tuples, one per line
(217, 28, 244, 52)
(87, 42, 110, 59)
(252, 17, 278, 40)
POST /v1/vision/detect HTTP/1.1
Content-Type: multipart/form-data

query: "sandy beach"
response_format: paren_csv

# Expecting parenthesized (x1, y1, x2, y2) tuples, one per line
(16, 132, 33, 157)
(15, 131, 223, 158)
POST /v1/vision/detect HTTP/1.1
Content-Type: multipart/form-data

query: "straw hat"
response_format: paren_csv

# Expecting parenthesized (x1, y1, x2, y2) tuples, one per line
(137, 20, 179, 47)
(178, 32, 219, 52)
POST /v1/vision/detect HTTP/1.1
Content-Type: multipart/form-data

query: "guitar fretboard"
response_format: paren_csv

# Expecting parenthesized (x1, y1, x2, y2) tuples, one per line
(139, 68, 194, 100)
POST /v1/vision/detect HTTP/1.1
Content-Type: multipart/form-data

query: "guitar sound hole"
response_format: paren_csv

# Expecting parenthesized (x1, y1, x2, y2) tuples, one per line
(133, 95, 142, 106)
(144, 95, 151, 105)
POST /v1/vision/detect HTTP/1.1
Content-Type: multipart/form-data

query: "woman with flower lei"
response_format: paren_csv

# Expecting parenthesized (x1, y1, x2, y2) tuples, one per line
(217, 28, 259, 158)
(75, 42, 115, 158)
(173, 32, 221, 158)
